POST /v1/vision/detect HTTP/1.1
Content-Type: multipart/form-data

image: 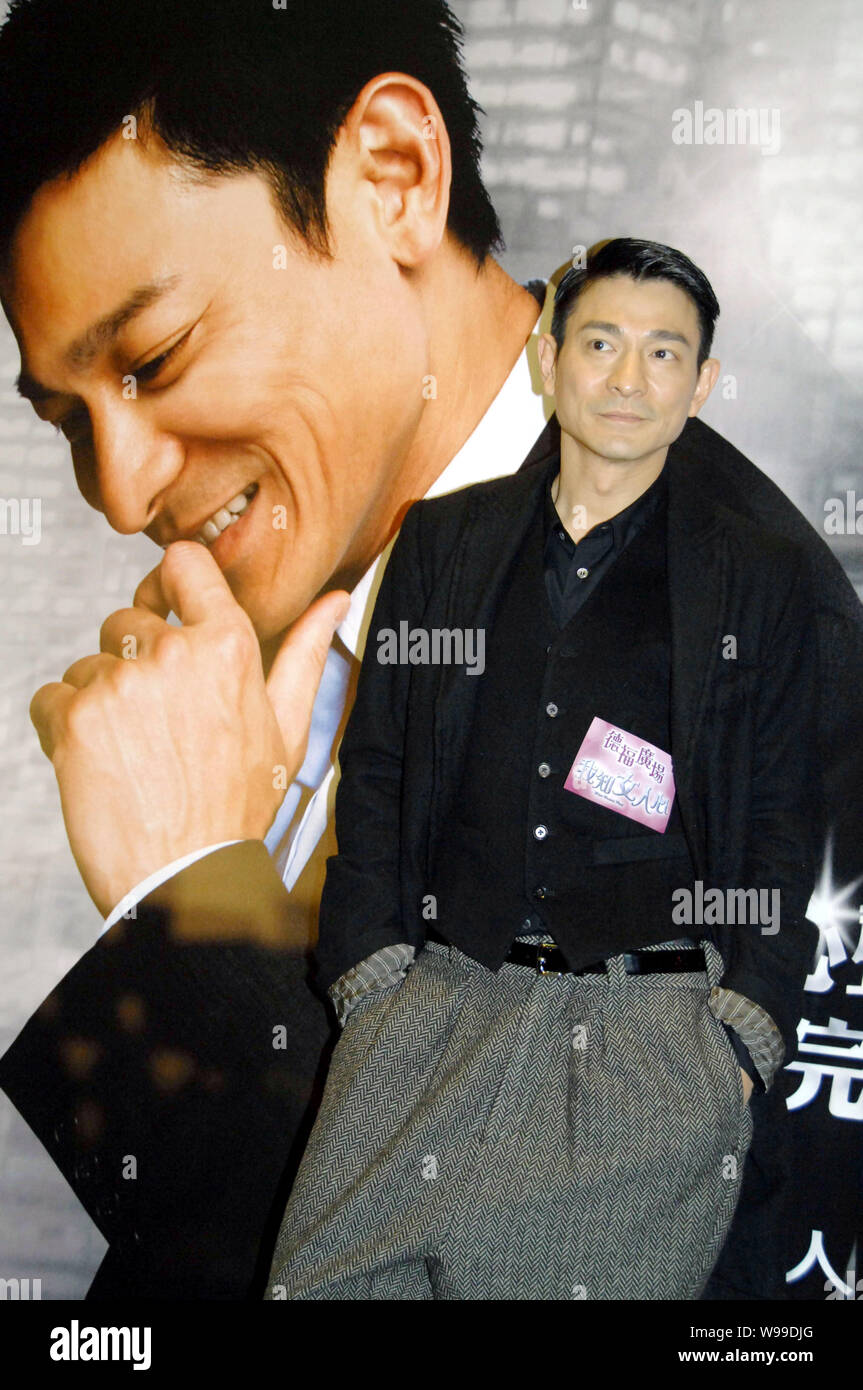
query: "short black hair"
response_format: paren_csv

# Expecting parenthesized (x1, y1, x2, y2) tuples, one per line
(0, 0, 502, 266)
(551, 238, 720, 367)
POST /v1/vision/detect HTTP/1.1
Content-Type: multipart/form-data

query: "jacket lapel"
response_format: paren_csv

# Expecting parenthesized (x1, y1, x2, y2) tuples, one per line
(428, 452, 555, 846)
(665, 430, 728, 870)
(436, 421, 560, 697)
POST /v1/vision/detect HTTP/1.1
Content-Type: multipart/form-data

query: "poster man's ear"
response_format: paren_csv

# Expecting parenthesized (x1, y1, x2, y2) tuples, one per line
(330, 73, 452, 269)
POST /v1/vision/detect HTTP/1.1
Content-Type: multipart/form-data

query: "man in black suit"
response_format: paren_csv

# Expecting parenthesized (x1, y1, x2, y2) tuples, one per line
(0, 2, 859, 1299)
(267, 241, 824, 1299)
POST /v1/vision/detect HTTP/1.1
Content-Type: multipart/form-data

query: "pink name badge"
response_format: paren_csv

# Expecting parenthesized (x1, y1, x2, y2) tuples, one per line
(564, 716, 675, 832)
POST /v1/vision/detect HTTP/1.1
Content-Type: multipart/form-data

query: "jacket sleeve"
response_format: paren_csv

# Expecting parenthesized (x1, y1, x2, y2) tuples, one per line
(711, 992, 781, 1091)
(315, 502, 432, 995)
(0, 840, 334, 1299)
(715, 555, 822, 1063)
(328, 943, 417, 1027)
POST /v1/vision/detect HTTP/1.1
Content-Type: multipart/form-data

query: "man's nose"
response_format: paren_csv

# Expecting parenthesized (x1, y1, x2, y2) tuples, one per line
(606, 348, 646, 396)
(89, 402, 184, 535)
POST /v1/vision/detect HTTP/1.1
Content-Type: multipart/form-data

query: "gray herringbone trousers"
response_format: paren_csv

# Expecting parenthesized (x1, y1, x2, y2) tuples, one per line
(267, 934, 754, 1300)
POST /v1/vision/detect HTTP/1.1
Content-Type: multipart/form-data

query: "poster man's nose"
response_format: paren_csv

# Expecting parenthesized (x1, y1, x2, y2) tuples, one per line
(90, 402, 185, 535)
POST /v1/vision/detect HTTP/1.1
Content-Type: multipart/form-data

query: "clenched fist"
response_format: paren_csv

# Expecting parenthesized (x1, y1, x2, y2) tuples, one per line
(30, 541, 349, 917)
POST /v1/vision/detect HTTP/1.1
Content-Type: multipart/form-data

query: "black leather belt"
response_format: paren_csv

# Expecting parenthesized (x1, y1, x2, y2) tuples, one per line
(425, 926, 705, 978)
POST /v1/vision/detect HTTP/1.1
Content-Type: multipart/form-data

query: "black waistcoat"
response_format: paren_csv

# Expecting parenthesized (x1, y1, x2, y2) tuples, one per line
(430, 483, 698, 971)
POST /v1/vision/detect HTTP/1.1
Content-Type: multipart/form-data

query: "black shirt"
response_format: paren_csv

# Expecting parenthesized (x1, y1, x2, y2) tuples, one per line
(543, 462, 669, 628)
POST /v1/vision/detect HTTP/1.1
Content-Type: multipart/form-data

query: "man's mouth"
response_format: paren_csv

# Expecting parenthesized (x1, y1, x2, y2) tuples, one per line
(194, 483, 259, 547)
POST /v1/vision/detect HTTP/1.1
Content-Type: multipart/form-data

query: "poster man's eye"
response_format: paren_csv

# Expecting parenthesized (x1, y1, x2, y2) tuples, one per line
(54, 410, 90, 443)
(134, 329, 193, 385)
(135, 346, 175, 383)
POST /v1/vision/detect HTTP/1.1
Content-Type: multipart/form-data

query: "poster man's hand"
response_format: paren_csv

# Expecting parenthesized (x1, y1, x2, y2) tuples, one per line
(30, 542, 349, 917)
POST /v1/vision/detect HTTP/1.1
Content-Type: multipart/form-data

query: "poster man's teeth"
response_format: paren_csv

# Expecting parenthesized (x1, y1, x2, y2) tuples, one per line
(196, 488, 255, 545)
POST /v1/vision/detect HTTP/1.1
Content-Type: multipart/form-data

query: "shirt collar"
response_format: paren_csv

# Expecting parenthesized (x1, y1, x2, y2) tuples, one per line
(337, 312, 549, 658)
(543, 450, 669, 554)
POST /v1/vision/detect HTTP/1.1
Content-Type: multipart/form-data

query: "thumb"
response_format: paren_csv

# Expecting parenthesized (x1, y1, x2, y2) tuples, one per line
(265, 590, 351, 757)
(133, 558, 171, 618)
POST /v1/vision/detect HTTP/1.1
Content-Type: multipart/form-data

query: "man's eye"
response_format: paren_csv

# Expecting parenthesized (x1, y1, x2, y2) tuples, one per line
(133, 328, 195, 385)
(54, 411, 91, 443)
(653, 348, 674, 360)
(590, 339, 610, 351)
(135, 345, 175, 383)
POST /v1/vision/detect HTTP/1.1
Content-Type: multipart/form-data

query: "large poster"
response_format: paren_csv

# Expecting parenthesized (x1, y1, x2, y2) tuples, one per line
(0, 0, 859, 1324)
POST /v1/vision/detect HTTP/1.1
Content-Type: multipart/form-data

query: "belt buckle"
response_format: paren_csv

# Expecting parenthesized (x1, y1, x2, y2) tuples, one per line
(536, 940, 562, 977)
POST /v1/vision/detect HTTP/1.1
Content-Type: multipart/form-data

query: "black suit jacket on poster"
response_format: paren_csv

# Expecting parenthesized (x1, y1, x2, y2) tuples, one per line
(0, 414, 860, 1300)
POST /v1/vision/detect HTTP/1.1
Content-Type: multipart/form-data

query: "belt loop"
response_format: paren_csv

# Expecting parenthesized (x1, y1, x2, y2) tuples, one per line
(604, 952, 629, 988)
(700, 936, 726, 990)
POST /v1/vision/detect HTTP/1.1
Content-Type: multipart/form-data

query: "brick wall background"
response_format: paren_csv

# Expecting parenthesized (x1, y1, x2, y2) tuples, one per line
(0, 0, 860, 1296)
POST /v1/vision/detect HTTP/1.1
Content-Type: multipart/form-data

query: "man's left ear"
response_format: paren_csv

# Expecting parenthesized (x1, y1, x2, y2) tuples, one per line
(330, 73, 452, 269)
(688, 357, 720, 416)
(537, 332, 559, 397)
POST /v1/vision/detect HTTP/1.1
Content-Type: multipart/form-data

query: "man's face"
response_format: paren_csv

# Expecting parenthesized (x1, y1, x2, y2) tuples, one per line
(1, 132, 430, 640)
(539, 274, 718, 469)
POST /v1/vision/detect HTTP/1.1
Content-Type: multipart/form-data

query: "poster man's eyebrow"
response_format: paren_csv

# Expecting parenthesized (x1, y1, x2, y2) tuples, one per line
(65, 274, 182, 367)
(15, 274, 183, 401)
